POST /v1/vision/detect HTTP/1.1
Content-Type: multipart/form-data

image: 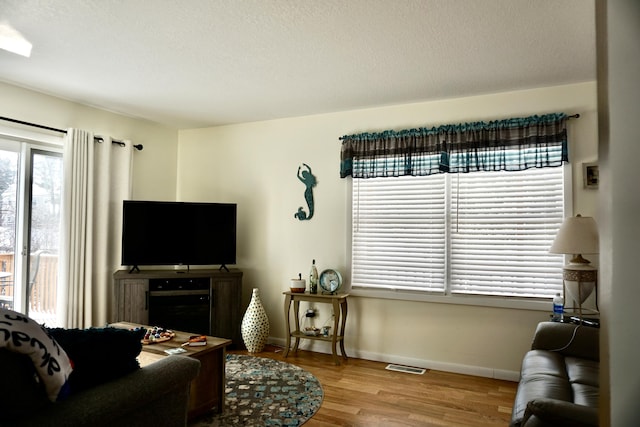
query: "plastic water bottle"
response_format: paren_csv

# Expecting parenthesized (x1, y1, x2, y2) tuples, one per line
(552, 293, 564, 322)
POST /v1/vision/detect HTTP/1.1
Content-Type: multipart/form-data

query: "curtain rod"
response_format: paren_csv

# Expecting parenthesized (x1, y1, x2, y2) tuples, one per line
(0, 116, 143, 151)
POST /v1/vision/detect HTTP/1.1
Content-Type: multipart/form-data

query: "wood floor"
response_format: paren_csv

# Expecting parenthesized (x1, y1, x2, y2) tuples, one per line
(229, 345, 517, 426)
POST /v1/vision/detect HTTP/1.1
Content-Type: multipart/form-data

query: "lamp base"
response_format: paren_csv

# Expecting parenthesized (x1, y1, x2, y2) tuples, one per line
(562, 263, 598, 321)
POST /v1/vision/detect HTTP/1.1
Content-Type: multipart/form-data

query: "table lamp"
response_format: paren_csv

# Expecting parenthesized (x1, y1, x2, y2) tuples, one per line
(549, 214, 599, 321)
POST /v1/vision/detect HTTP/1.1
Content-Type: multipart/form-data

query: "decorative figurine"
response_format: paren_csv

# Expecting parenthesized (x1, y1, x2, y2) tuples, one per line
(294, 163, 317, 221)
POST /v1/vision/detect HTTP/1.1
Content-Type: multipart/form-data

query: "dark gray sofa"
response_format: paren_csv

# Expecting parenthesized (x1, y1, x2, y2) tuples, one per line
(0, 349, 200, 427)
(510, 321, 599, 427)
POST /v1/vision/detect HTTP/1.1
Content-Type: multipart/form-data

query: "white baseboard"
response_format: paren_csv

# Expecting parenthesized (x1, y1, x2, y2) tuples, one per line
(267, 337, 520, 382)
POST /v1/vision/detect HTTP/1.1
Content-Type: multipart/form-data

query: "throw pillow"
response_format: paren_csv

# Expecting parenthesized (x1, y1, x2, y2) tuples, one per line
(0, 307, 73, 401)
(47, 326, 145, 393)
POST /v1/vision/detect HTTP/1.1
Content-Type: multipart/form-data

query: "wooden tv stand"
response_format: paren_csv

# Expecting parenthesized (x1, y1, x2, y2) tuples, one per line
(113, 269, 243, 348)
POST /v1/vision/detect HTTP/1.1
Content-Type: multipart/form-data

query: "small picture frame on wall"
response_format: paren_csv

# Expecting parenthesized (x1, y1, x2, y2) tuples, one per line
(583, 162, 599, 189)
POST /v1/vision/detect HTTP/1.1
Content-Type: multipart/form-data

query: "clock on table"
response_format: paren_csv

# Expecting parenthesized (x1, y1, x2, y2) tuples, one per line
(319, 269, 343, 294)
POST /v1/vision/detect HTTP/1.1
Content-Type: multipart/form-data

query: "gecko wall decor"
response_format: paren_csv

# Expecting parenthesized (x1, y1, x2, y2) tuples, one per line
(294, 163, 317, 221)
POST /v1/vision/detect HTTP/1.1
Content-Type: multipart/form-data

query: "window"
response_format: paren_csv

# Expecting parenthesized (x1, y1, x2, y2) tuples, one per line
(351, 166, 566, 300)
(0, 134, 63, 326)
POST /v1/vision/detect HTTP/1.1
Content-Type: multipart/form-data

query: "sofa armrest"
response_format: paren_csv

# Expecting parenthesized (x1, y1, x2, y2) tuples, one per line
(19, 355, 200, 427)
(531, 322, 599, 361)
(522, 398, 599, 427)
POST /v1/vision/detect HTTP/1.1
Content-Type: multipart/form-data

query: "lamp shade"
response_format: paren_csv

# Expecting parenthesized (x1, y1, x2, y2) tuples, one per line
(549, 215, 599, 256)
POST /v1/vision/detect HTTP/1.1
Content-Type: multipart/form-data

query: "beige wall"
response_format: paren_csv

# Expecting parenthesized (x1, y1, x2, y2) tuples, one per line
(0, 81, 179, 201)
(178, 82, 598, 378)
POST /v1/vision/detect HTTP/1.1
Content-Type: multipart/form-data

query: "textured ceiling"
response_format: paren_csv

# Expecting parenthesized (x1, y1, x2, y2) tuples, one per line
(0, 0, 596, 129)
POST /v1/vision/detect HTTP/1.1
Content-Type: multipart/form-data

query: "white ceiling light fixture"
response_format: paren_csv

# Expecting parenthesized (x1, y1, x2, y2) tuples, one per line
(0, 22, 32, 57)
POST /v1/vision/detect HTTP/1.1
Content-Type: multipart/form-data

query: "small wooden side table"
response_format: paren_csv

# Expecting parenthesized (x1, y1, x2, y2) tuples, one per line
(283, 291, 349, 365)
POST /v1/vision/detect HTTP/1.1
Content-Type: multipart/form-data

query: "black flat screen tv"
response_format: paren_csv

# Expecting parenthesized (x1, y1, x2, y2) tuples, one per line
(121, 200, 237, 271)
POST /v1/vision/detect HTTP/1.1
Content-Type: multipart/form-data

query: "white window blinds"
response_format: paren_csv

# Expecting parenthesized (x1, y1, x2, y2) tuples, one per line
(351, 167, 565, 298)
(449, 168, 565, 297)
(352, 175, 446, 292)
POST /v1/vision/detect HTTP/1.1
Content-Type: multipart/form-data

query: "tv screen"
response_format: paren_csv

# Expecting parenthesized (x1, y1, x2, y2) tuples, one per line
(121, 200, 237, 270)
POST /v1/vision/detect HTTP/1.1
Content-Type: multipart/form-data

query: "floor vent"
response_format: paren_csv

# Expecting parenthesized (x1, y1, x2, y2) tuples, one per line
(385, 364, 426, 375)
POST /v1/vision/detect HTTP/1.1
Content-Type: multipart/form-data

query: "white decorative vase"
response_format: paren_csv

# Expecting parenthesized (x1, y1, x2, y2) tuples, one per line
(241, 288, 270, 353)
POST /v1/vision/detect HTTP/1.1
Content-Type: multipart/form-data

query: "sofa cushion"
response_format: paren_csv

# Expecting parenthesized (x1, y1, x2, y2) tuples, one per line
(572, 383, 599, 408)
(531, 322, 599, 361)
(565, 356, 599, 387)
(520, 350, 568, 382)
(0, 307, 73, 401)
(47, 326, 145, 393)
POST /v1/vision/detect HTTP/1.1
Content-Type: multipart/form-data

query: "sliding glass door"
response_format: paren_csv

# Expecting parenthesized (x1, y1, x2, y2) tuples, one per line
(0, 146, 19, 313)
(0, 137, 62, 326)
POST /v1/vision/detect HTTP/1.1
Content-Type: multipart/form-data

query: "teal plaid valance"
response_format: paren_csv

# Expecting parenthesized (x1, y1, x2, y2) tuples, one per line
(340, 113, 569, 178)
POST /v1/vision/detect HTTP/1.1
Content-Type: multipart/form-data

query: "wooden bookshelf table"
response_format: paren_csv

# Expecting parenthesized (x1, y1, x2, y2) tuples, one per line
(283, 291, 349, 365)
(111, 322, 231, 419)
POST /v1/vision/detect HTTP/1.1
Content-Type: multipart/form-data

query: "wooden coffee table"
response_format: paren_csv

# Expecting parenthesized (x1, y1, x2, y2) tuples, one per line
(111, 322, 231, 419)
